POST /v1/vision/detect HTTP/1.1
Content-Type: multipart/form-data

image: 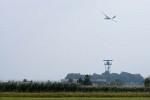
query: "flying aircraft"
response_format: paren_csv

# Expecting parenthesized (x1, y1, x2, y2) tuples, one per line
(101, 11, 117, 22)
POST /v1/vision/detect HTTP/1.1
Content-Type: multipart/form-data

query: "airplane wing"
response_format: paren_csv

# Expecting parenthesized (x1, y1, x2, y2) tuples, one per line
(101, 11, 110, 18)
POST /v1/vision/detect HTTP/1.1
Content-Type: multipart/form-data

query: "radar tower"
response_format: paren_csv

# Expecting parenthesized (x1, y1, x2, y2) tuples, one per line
(103, 60, 113, 83)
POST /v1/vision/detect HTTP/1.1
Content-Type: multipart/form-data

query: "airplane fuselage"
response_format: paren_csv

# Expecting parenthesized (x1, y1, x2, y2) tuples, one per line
(104, 17, 111, 20)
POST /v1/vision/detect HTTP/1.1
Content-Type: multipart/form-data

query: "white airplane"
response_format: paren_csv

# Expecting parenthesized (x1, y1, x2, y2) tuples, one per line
(101, 11, 117, 22)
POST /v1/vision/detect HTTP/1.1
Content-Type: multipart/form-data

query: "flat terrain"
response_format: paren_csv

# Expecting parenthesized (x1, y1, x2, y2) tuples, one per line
(0, 92, 150, 100)
(0, 92, 150, 97)
(0, 97, 150, 100)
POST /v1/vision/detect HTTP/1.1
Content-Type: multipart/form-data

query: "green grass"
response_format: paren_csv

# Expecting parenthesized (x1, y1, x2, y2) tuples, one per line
(0, 92, 150, 100)
(0, 92, 150, 97)
(0, 97, 150, 100)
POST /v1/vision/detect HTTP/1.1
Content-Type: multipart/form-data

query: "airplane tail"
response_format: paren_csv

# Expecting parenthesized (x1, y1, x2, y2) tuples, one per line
(112, 15, 117, 22)
(112, 15, 116, 19)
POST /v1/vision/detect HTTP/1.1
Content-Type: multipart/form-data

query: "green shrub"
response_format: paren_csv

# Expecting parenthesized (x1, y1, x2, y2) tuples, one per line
(0, 82, 148, 92)
(144, 77, 150, 87)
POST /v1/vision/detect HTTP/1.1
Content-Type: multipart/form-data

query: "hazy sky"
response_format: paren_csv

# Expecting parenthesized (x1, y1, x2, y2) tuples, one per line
(1, 0, 150, 81)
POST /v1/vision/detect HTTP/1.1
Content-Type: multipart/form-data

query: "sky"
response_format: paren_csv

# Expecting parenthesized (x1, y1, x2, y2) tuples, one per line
(0, 0, 150, 81)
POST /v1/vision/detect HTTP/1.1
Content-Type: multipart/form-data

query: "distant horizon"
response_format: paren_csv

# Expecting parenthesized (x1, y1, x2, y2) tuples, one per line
(0, 70, 146, 82)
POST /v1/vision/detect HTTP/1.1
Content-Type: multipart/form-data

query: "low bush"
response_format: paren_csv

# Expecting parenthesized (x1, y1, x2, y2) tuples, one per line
(0, 82, 149, 92)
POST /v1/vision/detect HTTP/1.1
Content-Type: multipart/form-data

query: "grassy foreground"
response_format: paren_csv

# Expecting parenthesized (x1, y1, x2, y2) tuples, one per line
(0, 92, 150, 97)
(0, 97, 150, 100)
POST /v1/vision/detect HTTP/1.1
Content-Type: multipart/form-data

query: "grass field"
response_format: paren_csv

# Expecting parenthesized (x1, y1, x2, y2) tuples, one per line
(0, 97, 150, 100)
(0, 92, 150, 100)
(0, 92, 150, 97)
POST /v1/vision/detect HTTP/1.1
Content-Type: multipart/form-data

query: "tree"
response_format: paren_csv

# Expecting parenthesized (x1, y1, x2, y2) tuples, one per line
(144, 77, 150, 87)
(82, 75, 92, 85)
(78, 77, 83, 84)
(23, 79, 27, 82)
(65, 73, 82, 79)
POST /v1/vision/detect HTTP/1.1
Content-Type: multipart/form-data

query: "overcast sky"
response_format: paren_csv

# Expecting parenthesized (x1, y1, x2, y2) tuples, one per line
(0, 0, 150, 81)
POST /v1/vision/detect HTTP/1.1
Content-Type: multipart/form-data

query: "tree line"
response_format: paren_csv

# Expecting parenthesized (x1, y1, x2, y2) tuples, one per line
(65, 72, 144, 84)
